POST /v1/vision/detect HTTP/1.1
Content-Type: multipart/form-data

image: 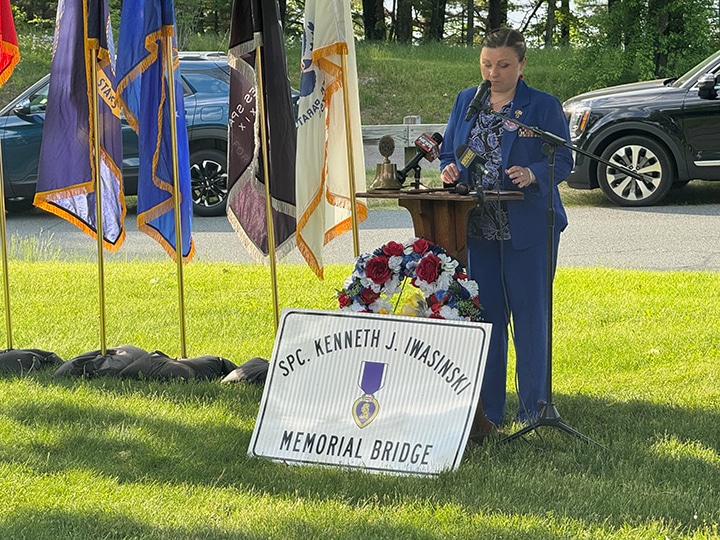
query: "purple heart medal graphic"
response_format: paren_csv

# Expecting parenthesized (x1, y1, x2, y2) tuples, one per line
(352, 361, 387, 428)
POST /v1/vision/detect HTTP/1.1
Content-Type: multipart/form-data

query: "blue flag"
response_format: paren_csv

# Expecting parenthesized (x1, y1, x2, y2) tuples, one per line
(116, 0, 194, 261)
(34, 0, 125, 251)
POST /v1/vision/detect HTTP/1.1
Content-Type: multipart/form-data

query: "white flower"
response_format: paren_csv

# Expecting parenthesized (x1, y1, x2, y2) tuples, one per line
(371, 298, 393, 314)
(439, 305, 461, 320)
(459, 278, 479, 297)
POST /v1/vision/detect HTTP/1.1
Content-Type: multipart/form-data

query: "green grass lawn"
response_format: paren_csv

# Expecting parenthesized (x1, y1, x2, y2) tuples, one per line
(1, 261, 719, 539)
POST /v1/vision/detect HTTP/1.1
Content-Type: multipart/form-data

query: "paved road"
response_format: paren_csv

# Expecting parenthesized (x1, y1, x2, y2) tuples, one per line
(5, 203, 720, 271)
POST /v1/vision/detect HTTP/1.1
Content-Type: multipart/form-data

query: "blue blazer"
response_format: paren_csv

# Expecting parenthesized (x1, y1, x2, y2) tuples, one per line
(439, 79, 573, 250)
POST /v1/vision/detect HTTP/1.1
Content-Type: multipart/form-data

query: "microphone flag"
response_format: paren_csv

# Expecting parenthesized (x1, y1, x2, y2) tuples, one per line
(456, 144, 489, 177)
(225, 0, 297, 263)
(35, 0, 126, 252)
(397, 132, 443, 183)
(295, 0, 368, 279)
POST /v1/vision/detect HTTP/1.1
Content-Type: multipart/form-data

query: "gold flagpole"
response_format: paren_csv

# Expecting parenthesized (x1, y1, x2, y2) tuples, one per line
(89, 44, 108, 355)
(164, 35, 188, 358)
(0, 142, 13, 349)
(340, 54, 360, 258)
(255, 47, 281, 330)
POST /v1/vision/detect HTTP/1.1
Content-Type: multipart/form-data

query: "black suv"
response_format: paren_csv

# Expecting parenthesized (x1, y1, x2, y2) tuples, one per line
(562, 50, 720, 206)
(0, 51, 230, 216)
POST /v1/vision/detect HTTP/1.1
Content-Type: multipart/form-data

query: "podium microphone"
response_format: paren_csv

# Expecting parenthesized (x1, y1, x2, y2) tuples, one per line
(464, 80, 491, 122)
(456, 144, 489, 177)
(397, 132, 443, 184)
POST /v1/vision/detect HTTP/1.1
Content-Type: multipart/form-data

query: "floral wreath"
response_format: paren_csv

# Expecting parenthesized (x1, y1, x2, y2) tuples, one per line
(337, 238, 483, 322)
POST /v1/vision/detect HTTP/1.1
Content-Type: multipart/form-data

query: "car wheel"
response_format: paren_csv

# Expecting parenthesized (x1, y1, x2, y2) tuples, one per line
(190, 148, 228, 217)
(597, 136, 674, 206)
(4, 198, 34, 213)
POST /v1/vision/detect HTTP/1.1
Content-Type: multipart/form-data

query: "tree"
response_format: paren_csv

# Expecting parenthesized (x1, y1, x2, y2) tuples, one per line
(487, 0, 507, 31)
(465, 0, 474, 45)
(396, 0, 414, 42)
(418, 0, 447, 41)
(544, 0, 555, 46)
(362, 0, 386, 40)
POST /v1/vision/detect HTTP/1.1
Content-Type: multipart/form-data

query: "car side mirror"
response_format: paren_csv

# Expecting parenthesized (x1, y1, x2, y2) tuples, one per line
(13, 98, 32, 116)
(698, 73, 718, 100)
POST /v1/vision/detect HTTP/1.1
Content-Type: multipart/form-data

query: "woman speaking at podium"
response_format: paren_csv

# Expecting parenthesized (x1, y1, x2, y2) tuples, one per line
(439, 27, 573, 433)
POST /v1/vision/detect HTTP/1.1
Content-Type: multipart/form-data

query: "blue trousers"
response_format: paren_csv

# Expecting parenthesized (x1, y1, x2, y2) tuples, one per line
(467, 232, 560, 425)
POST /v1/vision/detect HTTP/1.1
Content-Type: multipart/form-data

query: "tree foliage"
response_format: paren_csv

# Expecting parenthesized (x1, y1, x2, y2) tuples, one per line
(8, 0, 720, 82)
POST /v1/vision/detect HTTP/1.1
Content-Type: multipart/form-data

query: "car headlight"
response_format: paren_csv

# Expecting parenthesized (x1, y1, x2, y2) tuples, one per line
(565, 105, 591, 139)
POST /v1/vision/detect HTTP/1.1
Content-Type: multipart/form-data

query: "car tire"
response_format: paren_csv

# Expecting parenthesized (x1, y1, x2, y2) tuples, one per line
(597, 136, 674, 206)
(4, 198, 34, 213)
(190, 148, 228, 217)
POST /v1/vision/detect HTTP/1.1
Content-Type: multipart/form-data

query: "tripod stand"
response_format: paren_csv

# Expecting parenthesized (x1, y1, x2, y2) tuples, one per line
(501, 137, 596, 445)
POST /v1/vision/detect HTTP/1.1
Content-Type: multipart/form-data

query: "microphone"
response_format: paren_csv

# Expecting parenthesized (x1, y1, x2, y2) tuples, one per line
(456, 144, 489, 178)
(464, 80, 491, 122)
(397, 132, 444, 183)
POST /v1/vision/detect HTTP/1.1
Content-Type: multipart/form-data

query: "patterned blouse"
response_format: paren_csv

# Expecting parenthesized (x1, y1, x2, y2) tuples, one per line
(466, 101, 512, 241)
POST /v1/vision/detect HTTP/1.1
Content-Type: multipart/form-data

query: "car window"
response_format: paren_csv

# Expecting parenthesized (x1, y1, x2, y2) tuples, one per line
(29, 83, 50, 113)
(181, 71, 229, 97)
(675, 50, 720, 87)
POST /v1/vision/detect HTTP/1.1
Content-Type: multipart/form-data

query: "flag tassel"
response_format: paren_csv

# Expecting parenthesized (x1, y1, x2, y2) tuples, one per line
(164, 35, 188, 357)
(255, 46, 281, 330)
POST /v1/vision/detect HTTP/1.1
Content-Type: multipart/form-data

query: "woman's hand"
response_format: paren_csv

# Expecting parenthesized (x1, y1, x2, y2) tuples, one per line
(441, 163, 460, 185)
(507, 165, 536, 188)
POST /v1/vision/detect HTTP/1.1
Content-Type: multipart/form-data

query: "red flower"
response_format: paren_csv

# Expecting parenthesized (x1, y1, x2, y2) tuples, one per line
(359, 288, 380, 305)
(415, 253, 441, 284)
(338, 293, 352, 308)
(428, 294, 443, 313)
(382, 241, 404, 257)
(412, 238, 430, 254)
(365, 256, 392, 285)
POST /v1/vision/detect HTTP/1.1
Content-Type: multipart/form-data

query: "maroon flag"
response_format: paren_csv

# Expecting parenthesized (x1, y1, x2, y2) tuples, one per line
(227, 0, 296, 261)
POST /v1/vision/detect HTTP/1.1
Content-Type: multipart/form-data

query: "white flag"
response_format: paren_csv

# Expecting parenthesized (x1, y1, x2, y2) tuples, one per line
(295, 0, 367, 279)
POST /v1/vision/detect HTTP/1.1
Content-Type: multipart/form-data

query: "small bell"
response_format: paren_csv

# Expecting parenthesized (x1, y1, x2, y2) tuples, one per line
(369, 135, 401, 191)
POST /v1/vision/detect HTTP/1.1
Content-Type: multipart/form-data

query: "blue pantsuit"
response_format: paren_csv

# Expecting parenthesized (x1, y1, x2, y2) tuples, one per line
(440, 79, 573, 425)
(467, 229, 560, 424)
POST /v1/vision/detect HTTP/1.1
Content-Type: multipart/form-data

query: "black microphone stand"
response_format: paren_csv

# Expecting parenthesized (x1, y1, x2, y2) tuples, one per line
(397, 165, 423, 190)
(477, 106, 644, 447)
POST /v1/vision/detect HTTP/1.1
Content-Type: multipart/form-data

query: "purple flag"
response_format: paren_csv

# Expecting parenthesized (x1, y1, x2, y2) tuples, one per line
(34, 0, 125, 251)
(227, 0, 296, 261)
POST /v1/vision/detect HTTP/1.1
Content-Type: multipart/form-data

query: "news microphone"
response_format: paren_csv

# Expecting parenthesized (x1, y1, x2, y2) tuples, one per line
(456, 144, 489, 178)
(445, 182, 471, 195)
(397, 132, 444, 183)
(464, 80, 491, 122)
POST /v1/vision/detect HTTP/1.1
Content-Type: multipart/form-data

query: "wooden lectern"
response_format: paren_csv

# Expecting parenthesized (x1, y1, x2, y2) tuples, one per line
(358, 188, 524, 442)
(359, 189, 524, 266)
